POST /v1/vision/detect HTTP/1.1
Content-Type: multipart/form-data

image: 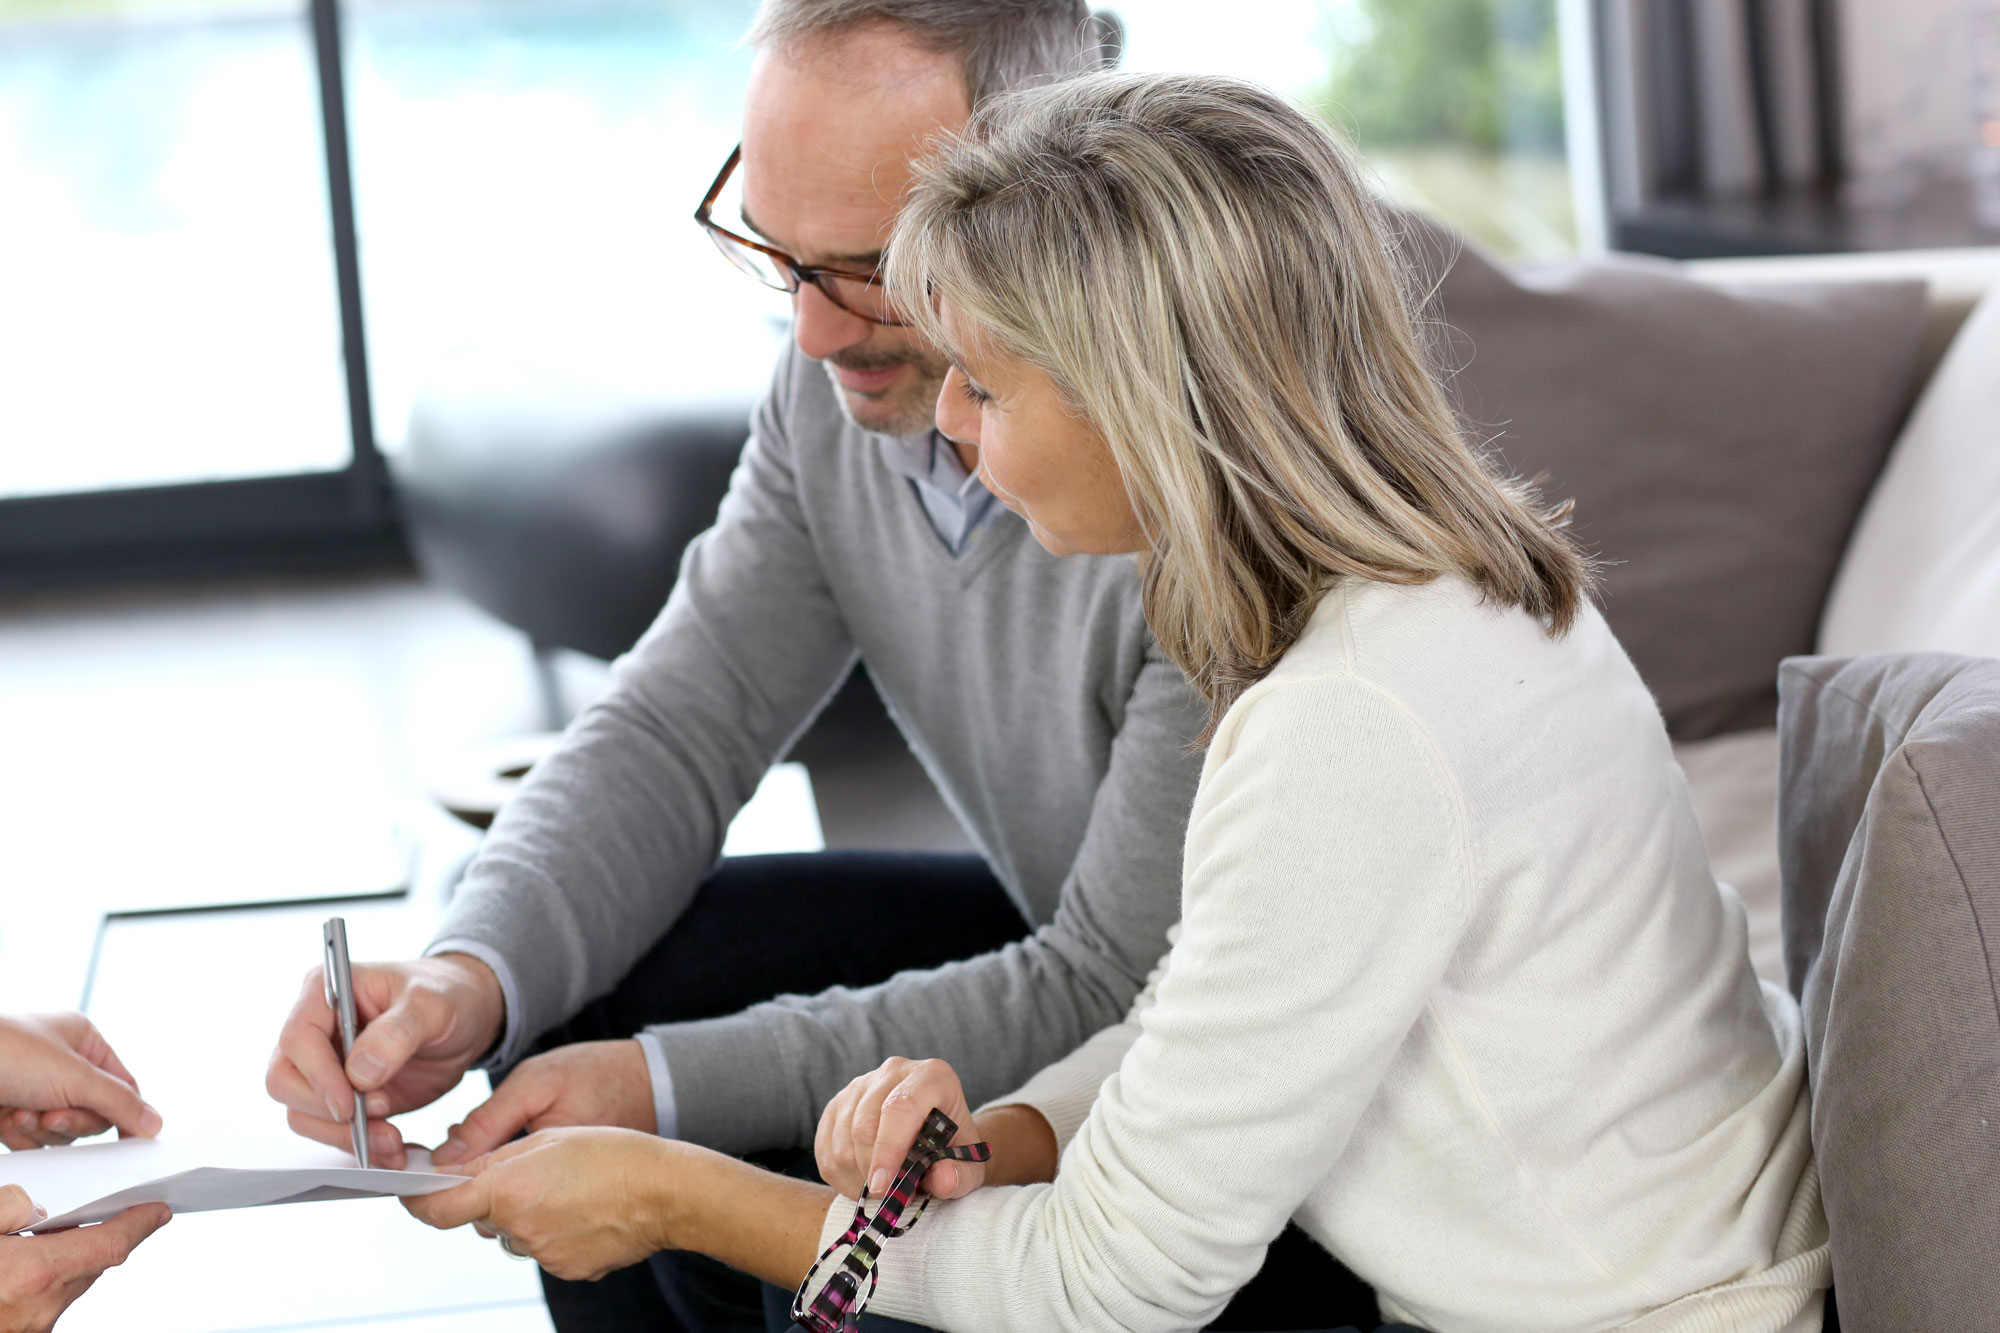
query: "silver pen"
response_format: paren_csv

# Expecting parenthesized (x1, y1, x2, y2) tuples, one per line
(322, 917, 372, 1169)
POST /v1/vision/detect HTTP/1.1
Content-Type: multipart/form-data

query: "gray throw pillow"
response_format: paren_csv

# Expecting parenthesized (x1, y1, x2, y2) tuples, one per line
(1400, 216, 1929, 739)
(1776, 651, 2000, 1331)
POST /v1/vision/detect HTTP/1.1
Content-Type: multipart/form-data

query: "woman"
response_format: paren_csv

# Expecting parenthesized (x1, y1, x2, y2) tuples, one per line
(0, 1012, 170, 1332)
(407, 72, 1828, 1332)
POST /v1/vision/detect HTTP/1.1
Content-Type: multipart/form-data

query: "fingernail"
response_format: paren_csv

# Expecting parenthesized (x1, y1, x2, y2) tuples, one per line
(432, 1140, 463, 1166)
(32, 1205, 47, 1223)
(46, 1115, 71, 1136)
(138, 1105, 163, 1137)
(868, 1168, 889, 1196)
(366, 1093, 390, 1118)
(326, 1094, 346, 1122)
(350, 1052, 386, 1084)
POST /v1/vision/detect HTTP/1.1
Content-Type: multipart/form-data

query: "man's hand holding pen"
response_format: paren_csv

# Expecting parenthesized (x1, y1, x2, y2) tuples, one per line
(265, 953, 504, 1170)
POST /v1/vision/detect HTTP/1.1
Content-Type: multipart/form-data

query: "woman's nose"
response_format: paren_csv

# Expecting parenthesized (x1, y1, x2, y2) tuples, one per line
(935, 367, 981, 447)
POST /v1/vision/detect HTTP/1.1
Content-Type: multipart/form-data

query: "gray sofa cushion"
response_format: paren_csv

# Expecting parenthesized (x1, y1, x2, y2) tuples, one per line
(1404, 218, 1928, 739)
(1776, 651, 2000, 1331)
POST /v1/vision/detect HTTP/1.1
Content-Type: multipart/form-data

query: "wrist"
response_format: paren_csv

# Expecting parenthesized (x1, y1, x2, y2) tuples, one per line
(434, 952, 505, 1058)
(635, 1135, 691, 1254)
(640, 1138, 758, 1256)
(640, 1140, 836, 1289)
(619, 1038, 661, 1134)
(981, 1103, 1058, 1186)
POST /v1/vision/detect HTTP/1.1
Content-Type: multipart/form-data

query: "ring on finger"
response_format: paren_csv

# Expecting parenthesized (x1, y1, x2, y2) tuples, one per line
(497, 1232, 532, 1260)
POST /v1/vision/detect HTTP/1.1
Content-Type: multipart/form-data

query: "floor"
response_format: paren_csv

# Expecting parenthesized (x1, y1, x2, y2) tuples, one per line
(0, 570, 967, 1331)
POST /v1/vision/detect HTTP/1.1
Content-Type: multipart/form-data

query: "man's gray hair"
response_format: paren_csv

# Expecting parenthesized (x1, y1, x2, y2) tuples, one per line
(748, 0, 1118, 106)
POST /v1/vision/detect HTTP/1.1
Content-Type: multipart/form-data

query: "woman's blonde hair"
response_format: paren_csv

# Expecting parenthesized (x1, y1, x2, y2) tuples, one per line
(889, 72, 1593, 738)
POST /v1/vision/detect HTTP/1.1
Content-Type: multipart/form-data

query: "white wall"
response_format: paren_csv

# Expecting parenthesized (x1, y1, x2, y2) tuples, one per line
(1839, 0, 1982, 193)
(1109, 0, 1335, 95)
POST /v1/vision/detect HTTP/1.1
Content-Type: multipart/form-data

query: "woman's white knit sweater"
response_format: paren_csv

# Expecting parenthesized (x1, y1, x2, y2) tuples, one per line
(817, 576, 1829, 1332)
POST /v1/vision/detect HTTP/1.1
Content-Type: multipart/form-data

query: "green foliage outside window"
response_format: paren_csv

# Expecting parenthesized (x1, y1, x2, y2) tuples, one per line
(1318, 0, 1563, 154)
(1316, 0, 1573, 256)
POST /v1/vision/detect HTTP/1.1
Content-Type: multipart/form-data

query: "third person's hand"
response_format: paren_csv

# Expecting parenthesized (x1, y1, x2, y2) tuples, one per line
(0, 1014, 162, 1151)
(0, 1184, 170, 1333)
(265, 953, 504, 1170)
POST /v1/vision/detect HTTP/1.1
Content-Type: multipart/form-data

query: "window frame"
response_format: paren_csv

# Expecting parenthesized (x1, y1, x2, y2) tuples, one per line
(0, 0, 400, 595)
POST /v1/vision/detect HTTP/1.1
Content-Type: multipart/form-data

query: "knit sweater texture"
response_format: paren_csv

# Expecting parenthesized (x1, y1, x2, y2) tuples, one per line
(823, 576, 1829, 1332)
(429, 343, 1207, 1153)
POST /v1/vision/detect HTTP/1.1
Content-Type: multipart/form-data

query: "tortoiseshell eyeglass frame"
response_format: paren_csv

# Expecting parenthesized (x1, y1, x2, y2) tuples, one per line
(694, 144, 911, 328)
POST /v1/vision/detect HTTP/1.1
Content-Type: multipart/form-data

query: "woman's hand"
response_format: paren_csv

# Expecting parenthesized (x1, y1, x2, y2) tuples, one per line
(407, 1128, 835, 1292)
(815, 1057, 992, 1201)
(402, 1127, 680, 1282)
(0, 1015, 162, 1151)
(0, 1185, 170, 1332)
(817, 1059, 1062, 1202)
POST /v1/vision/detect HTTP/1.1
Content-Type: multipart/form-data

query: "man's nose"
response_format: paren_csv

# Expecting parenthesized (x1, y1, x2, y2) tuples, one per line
(791, 282, 874, 362)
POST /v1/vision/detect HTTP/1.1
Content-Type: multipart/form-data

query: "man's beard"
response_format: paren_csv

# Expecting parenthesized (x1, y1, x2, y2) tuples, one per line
(822, 346, 950, 437)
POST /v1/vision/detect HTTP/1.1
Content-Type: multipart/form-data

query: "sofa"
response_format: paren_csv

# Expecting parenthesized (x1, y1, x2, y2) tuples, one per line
(1635, 243, 2000, 988)
(1776, 650, 2000, 1331)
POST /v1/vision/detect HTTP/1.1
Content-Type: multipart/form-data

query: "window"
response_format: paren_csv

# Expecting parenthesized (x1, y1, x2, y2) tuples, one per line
(340, 0, 777, 454)
(0, 0, 781, 586)
(0, 0, 352, 498)
(0, 0, 391, 587)
(0, 0, 1593, 588)
(1114, 0, 1580, 257)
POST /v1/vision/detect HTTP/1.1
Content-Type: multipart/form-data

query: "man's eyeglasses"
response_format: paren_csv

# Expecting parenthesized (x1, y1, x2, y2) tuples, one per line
(694, 145, 909, 327)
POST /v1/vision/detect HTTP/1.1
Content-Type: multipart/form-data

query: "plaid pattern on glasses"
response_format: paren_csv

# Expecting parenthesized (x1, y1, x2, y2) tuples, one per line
(791, 1108, 993, 1333)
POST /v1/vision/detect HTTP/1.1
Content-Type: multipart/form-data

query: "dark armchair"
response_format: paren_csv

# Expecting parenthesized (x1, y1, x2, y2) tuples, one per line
(395, 349, 754, 668)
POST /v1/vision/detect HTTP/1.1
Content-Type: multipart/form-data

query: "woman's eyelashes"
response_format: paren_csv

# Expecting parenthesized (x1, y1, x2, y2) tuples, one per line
(957, 374, 992, 406)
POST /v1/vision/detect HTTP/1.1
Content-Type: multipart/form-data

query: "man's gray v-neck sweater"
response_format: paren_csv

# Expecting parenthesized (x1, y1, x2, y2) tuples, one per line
(430, 343, 1207, 1155)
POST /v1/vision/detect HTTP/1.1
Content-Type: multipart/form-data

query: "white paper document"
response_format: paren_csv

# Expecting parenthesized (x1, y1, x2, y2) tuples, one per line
(0, 1135, 467, 1232)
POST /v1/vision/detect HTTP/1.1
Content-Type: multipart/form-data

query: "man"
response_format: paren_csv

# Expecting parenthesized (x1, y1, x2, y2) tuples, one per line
(270, 3, 1212, 1328)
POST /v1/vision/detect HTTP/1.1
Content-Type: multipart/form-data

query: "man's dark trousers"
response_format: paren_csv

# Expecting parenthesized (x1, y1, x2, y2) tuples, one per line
(523, 851, 1377, 1333)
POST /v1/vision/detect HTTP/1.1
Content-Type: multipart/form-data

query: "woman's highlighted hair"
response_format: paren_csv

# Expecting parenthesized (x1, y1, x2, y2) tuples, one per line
(890, 72, 1593, 739)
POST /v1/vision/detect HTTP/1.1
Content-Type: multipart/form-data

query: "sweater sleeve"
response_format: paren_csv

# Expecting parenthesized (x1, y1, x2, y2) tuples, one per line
(981, 929, 1176, 1155)
(427, 348, 859, 1065)
(649, 642, 1201, 1154)
(825, 670, 1473, 1332)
